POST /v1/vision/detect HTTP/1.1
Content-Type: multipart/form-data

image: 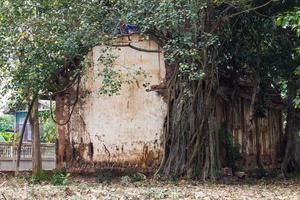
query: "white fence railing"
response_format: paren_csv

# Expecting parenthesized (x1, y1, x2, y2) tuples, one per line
(0, 142, 55, 159)
(0, 142, 55, 171)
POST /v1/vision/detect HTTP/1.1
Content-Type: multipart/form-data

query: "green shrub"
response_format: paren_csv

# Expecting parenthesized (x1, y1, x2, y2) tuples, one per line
(31, 170, 70, 185)
(31, 170, 50, 184)
(50, 170, 70, 185)
(40, 117, 56, 143)
(0, 132, 14, 142)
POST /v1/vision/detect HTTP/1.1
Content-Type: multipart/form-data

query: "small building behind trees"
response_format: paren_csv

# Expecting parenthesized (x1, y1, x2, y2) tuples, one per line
(9, 101, 51, 142)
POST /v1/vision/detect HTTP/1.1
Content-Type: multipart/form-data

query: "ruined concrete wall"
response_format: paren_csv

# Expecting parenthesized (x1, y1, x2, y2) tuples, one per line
(57, 35, 167, 171)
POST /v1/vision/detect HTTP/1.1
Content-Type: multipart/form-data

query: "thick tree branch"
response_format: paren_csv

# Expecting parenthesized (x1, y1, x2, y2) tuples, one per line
(228, 1, 273, 18)
(50, 75, 81, 126)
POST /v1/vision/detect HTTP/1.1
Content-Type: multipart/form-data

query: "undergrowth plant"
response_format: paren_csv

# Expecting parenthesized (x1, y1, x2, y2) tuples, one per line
(31, 170, 70, 185)
(51, 170, 70, 185)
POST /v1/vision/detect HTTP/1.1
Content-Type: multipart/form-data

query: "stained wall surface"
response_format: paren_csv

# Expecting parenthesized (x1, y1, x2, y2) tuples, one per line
(59, 35, 167, 170)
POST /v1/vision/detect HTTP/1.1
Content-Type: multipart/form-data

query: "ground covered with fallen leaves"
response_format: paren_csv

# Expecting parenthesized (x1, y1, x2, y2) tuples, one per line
(0, 173, 300, 200)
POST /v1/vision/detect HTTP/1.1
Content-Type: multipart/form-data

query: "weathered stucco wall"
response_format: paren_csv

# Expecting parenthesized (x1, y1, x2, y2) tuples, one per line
(57, 35, 167, 170)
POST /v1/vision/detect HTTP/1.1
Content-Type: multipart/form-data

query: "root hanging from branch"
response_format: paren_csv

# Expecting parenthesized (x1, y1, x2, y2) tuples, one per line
(158, 68, 221, 180)
(50, 75, 81, 126)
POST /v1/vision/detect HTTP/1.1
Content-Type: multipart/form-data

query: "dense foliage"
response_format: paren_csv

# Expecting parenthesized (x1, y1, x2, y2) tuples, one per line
(1, 1, 298, 107)
(0, 0, 121, 101)
(0, 114, 13, 132)
(40, 111, 56, 143)
(0, 114, 14, 142)
(277, 9, 300, 108)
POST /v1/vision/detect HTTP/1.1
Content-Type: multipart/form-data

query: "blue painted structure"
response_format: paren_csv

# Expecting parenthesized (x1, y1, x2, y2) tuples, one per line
(14, 111, 32, 141)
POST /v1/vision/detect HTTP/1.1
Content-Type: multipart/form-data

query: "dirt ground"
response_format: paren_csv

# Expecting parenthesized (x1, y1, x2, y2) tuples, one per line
(0, 174, 300, 200)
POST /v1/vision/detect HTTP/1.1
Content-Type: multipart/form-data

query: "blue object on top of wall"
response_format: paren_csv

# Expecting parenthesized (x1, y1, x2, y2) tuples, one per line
(114, 22, 140, 35)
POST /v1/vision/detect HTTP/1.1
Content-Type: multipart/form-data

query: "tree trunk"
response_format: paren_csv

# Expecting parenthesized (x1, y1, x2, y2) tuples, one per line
(158, 70, 220, 180)
(55, 94, 72, 169)
(30, 97, 42, 174)
(157, 5, 221, 180)
(255, 118, 263, 168)
(282, 77, 300, 176)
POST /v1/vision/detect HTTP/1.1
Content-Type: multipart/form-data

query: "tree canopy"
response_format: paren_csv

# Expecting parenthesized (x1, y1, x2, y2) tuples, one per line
(0, 0, 121, 103)
(0, 0, 299, 105)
